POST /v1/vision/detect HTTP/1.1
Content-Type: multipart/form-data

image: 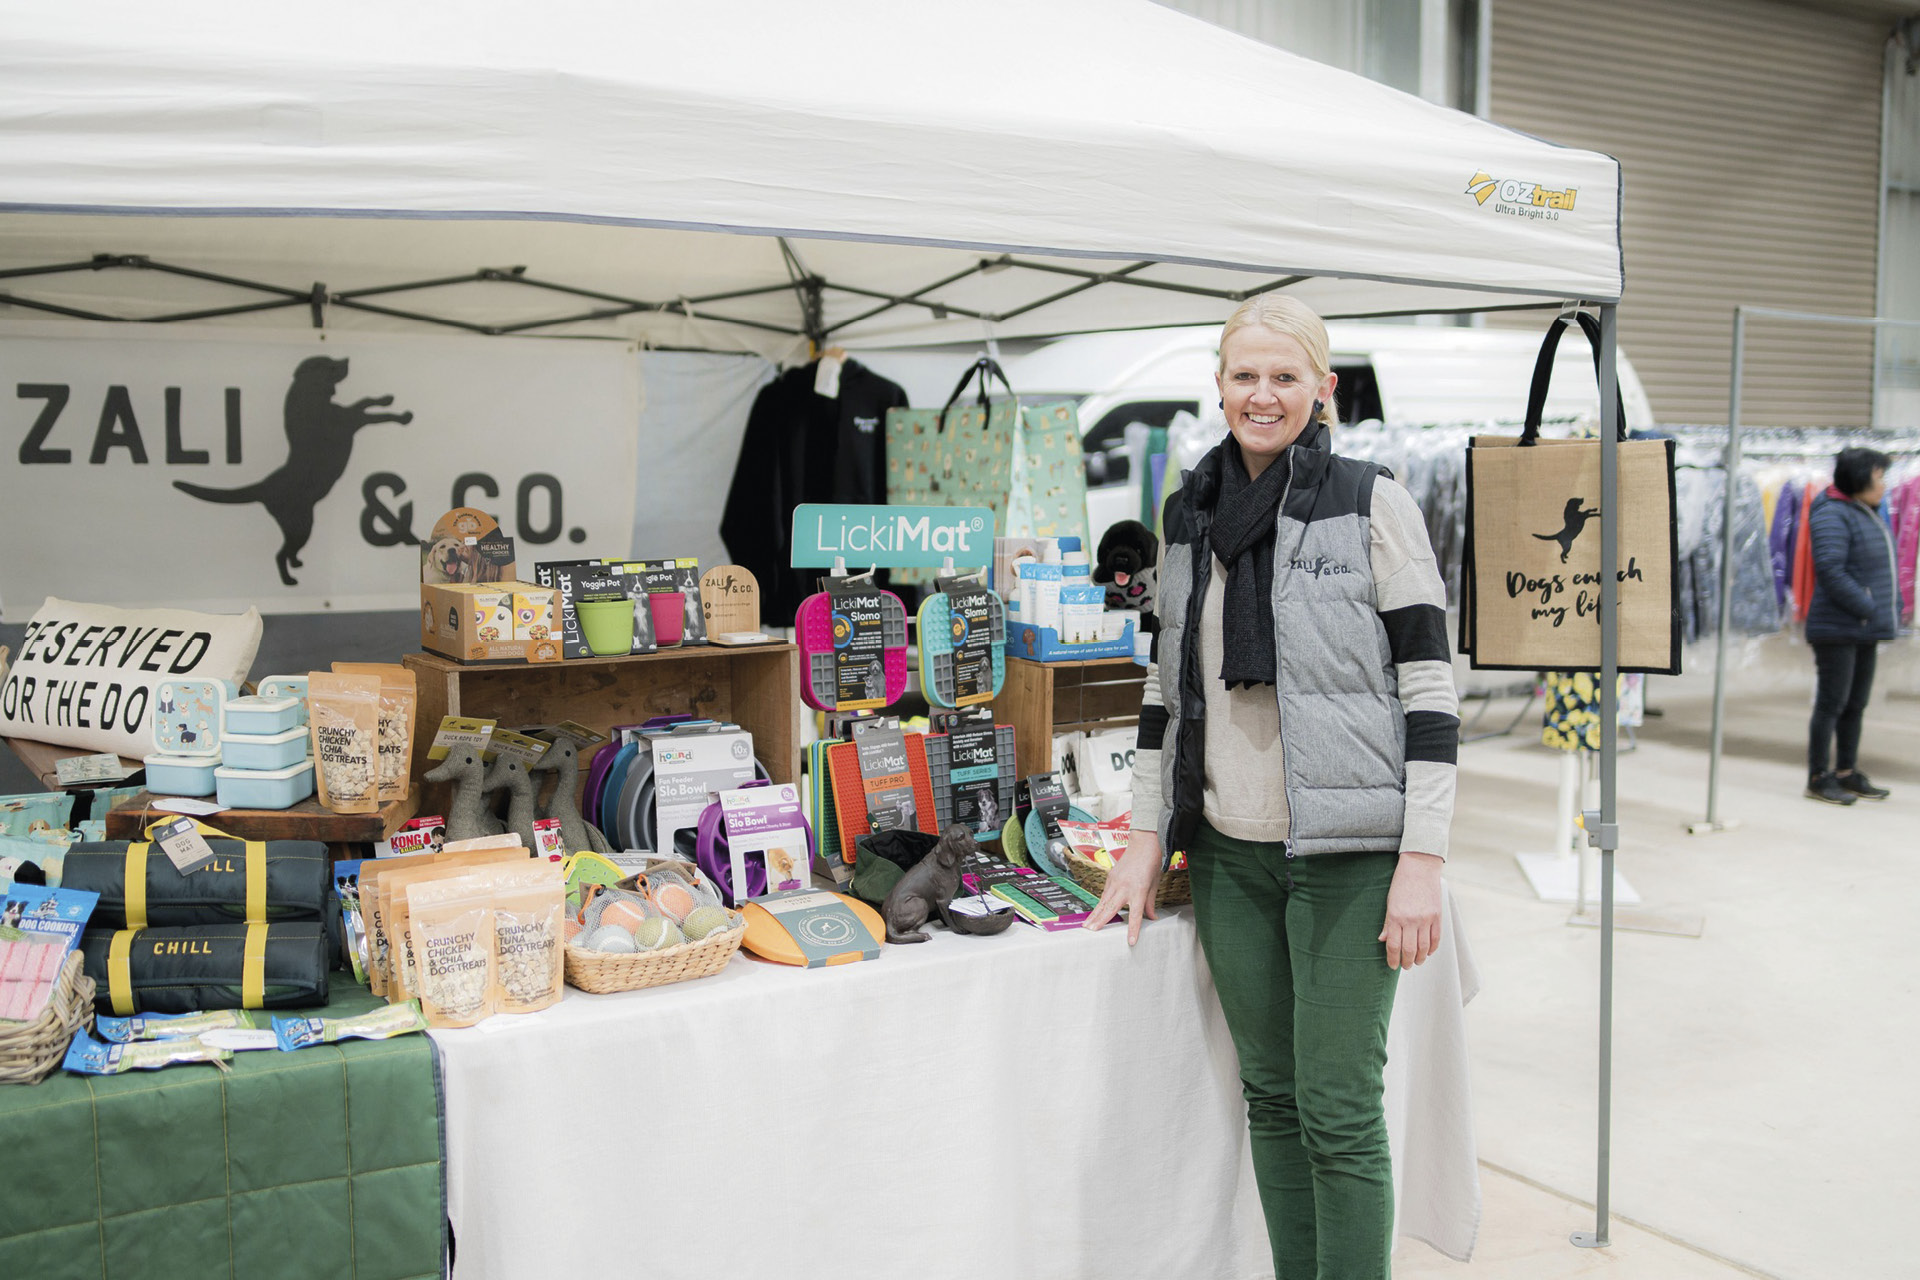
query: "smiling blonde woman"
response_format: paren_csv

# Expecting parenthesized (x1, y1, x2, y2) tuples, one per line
(1086, 295, 1458, 1279)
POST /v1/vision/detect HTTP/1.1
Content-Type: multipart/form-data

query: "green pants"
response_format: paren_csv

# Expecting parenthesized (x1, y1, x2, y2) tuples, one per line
(1189, 822, 1400, 1280)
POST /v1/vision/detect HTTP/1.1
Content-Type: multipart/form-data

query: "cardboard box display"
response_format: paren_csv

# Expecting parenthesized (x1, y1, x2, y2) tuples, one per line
(420, 582, 561, 664)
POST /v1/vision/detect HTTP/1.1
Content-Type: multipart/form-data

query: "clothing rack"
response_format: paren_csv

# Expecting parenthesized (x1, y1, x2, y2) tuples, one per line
(1679, 420, 1920, 832)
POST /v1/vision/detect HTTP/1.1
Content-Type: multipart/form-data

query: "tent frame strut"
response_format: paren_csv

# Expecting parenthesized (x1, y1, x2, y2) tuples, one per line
(0, 249, 1327, 342)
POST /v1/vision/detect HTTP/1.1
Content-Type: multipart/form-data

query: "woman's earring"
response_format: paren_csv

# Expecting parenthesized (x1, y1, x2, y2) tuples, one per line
(1218, 399, 1224, 409)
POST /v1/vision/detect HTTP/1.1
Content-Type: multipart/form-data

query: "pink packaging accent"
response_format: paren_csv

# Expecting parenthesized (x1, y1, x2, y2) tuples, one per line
(648, 591, 687, 647)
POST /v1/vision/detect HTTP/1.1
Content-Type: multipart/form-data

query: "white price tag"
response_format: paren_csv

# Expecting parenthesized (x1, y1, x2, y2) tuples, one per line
(154, 817, 219, 876)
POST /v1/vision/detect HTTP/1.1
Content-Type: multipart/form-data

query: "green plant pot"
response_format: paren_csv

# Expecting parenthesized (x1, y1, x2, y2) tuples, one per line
(576, 597, 636, 656)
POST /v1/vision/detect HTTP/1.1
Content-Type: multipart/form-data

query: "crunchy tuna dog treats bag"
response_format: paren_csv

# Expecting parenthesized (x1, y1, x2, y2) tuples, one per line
(489, 862, 565, 1015)
(330, 663, 418, 804)
(308, 672, 382, 814)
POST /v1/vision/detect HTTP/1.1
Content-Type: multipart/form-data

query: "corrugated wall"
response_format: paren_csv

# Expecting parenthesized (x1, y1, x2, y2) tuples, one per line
(1880, 30, 1919, 427)
(1490, 0, 1888, 426)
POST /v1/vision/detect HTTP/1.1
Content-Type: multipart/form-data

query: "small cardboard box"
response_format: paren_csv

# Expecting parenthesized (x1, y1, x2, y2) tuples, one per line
(421, 582, 562, 664)
(511, 587, 558, 642)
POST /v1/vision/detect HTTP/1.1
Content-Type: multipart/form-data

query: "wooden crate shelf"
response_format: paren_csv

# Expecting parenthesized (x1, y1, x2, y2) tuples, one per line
(402, 644, 802, 816)
(999, 656, 1147, 780)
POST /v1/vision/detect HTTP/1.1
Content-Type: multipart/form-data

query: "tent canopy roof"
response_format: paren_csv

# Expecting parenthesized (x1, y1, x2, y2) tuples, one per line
(0, 0, 1622, 352)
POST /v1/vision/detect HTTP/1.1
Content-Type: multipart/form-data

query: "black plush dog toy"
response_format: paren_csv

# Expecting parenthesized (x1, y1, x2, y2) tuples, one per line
(1093, 520, 1160, 634)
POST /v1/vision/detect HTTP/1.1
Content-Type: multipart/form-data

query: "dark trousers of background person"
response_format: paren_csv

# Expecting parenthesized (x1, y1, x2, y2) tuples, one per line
(1188, 822, 1400, 1280)
(1809, 642, 1879, 776)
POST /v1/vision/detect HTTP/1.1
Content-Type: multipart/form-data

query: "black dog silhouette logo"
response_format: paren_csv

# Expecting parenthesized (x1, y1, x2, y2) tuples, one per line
(1533, 497, 1599, 564)
(173, 356, 412, 586)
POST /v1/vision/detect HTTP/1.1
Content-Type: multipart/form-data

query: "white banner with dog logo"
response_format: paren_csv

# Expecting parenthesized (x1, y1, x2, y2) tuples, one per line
(0, 325, 641, 618)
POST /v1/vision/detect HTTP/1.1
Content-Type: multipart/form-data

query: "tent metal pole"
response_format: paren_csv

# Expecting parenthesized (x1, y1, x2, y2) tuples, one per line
(1573, 302, 1621, 1251)
(1705, 306, 1746, 831)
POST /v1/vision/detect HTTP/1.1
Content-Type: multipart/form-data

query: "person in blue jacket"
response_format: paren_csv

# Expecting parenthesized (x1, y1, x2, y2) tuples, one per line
(1805, 447, 1898, 804)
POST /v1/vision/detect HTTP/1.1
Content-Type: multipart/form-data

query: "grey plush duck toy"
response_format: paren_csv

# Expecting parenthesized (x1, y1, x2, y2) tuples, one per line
(423, 746, 505, 844)
(530, 736, 613, 856)
(481, 755, 542, 857)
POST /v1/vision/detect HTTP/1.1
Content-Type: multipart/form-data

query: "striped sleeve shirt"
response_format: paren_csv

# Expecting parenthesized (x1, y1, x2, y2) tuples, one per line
(1129, 475, 1459, 859)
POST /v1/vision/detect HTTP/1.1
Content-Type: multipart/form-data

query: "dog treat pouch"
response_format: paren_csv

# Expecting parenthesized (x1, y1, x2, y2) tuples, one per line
(330, 664, 418, 804)
(407, 873, 495, 1028)
(489, 862, 565, 1015)
(308, 672, 382, 814)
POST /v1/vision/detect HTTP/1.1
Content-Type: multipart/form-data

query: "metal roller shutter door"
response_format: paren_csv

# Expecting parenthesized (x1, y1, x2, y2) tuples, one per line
(1488, 0, 1887, 426)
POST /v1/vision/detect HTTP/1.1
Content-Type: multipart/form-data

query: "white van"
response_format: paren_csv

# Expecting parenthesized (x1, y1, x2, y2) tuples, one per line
(997, 323, 1657, 545)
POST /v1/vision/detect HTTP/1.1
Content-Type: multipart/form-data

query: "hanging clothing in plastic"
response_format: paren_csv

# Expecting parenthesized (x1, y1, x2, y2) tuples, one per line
(721, 358, 908, 625)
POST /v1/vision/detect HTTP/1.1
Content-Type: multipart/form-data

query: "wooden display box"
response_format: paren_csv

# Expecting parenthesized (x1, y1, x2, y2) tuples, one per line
(402, 644, 802, 815)
(999, 656, 1147, 781)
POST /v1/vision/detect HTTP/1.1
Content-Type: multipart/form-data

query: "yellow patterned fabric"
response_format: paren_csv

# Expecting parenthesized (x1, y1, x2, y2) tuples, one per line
(1541, 671, 1626, 752)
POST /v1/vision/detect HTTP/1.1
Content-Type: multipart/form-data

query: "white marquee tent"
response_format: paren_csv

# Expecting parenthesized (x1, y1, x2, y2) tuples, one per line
(0, 0, 1619, 348)
(0, 0, 1634, 1262)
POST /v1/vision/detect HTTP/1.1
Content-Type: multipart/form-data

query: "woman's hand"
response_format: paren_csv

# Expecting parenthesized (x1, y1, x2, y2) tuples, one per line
(1083, 830, 1164, 946)
(1380, 852, 1444, 969)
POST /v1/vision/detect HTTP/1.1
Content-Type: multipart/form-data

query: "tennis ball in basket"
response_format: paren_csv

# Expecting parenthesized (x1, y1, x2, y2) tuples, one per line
(649, 882, 697, 923)
(632, 917, 685, 950)
(582, 924, 638, 954)
(680, 905, 733, 942)
(598, 898, 651, 933)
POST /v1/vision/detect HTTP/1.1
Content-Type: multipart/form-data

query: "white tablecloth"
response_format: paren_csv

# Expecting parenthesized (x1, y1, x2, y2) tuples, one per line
(433, 892, 1480, 1280)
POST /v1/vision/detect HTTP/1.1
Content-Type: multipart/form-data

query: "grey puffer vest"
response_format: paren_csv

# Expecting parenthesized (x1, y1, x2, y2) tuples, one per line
(1155, 428, 1408, 857)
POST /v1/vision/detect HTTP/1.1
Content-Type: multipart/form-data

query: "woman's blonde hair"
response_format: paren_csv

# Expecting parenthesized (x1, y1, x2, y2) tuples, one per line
(1217, 295, 1338, 427)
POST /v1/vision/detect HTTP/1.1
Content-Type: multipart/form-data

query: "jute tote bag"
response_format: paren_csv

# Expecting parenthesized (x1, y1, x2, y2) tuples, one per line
(1460, 313, 1681, 675)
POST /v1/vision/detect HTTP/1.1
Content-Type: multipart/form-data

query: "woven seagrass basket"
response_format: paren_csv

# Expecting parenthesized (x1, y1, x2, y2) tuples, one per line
(0, 951, 96, 1085)
(563, 911, 746, 994)
(1063, 848, 1192, 909)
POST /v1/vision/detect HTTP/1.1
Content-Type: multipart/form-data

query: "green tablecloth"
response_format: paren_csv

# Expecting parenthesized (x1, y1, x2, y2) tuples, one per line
(0, 986, 445, 1280)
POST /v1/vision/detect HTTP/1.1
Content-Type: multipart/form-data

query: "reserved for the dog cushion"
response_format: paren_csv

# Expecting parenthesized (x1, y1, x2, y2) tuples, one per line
(0, 597, 262, 760)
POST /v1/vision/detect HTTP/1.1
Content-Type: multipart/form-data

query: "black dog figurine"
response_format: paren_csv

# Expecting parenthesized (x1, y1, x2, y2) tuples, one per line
(881, 824, 1015, 943)
(1093, 520, 1161, 634)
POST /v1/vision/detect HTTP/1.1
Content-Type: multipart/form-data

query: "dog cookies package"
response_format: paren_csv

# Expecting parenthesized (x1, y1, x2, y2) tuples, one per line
(307, 672, 382, 814)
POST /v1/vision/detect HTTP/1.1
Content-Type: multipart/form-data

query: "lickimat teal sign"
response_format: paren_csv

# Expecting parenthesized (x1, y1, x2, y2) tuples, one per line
(790, 504, 994, 569)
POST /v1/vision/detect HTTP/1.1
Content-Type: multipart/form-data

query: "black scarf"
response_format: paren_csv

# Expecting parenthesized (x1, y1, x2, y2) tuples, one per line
(1207, 437, 1290, 689)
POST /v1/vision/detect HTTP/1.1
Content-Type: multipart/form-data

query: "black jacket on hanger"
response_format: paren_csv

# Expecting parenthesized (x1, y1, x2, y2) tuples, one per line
(720, 359, 908, 624)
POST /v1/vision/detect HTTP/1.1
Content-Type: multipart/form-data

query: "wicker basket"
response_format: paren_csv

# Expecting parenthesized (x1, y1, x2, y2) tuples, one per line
(563, 912, 747, 995)
(1063, 849, 1192, 909)
(0, 951, 96, 1086)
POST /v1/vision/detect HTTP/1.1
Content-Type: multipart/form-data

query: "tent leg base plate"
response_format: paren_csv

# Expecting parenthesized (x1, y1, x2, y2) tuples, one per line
(1571, 1231, 1610, 1250)
(1567, 907, 1705, 938)
(1516, 851, 1641, 905)
(1686, 819, 1741, 836)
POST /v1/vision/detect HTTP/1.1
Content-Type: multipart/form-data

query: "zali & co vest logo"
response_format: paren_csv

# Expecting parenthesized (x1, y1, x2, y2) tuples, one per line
(1465, 171, 1577, 221)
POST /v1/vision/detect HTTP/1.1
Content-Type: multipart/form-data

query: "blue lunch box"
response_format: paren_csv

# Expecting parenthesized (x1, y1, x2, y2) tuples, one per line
(143, 754, 220, 798)
(223, 695, 303, 736)
(220, 727, 308, 772)
(214, 761, 315, 811)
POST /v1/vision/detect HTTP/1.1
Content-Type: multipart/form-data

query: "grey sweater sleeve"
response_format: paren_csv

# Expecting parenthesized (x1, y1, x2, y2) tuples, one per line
(1370, 477, 1459, 859)
(1128, 658, 1167, 840)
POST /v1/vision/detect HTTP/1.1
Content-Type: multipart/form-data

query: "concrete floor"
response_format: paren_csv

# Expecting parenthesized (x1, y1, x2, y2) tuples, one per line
(1404, 646, 1917, 1280)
